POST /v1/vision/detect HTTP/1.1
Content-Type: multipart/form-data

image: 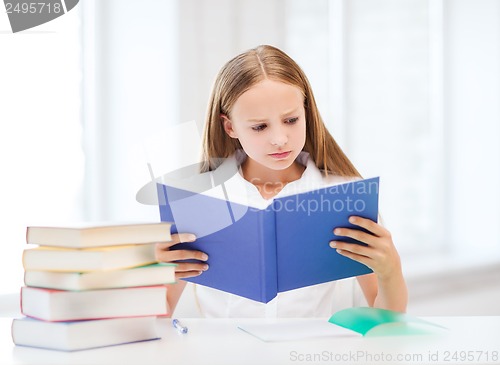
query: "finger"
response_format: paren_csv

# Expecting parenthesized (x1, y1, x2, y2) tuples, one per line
(333, 227, 378, 246)
(330, 241, 372, 258)
(175, 262, 209, 273)
(170, 233, 197, 244)
(156, 233, 197, 250)
(156, 248, 208, 263)
(155, 242, 172, 252)
(348, 216, 388, 237)
(155, 234, 199, 254)
(176, 271, 203, 279)
(172, 232, 197, 243)
(335, 248, 374, 269)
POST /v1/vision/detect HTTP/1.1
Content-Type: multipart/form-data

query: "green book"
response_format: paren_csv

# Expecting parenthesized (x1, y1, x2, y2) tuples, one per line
(329, 307, 447, 336)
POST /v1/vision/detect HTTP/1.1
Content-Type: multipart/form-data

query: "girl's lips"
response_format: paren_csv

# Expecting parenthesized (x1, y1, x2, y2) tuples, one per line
(269, 151, 291, 159)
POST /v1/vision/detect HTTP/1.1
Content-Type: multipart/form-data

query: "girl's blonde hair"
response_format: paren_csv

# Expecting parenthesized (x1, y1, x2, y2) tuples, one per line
(201, 44, 360, 178)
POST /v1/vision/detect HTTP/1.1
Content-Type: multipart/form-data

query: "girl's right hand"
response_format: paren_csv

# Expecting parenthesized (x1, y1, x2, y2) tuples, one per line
(155, 233, 209, 279)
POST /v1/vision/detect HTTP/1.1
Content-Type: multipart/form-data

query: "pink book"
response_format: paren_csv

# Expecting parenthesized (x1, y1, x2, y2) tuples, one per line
(21, 286, 168, 321)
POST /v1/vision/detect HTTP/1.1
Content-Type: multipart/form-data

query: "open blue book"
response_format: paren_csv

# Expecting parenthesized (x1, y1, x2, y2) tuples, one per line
(157, 176, 379, 303)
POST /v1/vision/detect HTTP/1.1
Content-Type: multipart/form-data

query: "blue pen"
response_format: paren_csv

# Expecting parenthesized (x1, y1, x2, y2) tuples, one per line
(172, 318, 188, 334)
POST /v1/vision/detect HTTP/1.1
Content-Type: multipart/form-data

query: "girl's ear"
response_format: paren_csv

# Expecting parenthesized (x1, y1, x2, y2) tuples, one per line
(221, 114, 238, 139)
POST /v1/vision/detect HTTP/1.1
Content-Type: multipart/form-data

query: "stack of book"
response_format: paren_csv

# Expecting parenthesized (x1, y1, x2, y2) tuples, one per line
(11, 222, 176, 351)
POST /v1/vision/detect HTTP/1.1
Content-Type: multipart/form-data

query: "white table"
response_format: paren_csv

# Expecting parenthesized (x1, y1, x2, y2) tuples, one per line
(1, 316, 499, 365)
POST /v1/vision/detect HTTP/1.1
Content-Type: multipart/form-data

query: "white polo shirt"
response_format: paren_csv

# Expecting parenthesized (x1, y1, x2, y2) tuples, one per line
(191, 150, 368, 318)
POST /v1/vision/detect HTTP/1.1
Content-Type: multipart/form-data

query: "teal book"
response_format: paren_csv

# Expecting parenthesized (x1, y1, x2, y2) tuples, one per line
(158, 177, 379, 303)
(328, 307, 447, 336)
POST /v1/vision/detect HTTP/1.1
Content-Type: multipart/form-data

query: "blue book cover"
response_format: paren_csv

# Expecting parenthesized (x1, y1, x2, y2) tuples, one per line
(158, 177, 379, 303)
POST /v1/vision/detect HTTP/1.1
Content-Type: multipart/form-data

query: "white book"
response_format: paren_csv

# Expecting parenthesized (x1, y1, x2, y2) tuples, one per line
(26, 222, 172, 248)
(22, 244, 157, 272)
(12, 316, 160, 351)
(24, 263, 176, 291)
(21, 286, 168, 321)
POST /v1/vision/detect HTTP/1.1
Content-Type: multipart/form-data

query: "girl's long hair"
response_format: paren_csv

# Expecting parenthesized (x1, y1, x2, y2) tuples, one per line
(200, 44, 360, 178)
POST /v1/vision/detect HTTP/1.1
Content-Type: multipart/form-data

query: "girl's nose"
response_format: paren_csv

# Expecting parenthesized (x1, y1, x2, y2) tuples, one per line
(270, 129, 288, 146)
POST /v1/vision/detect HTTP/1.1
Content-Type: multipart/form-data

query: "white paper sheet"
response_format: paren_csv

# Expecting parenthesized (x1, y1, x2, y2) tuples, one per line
(237, 319, 361, 342)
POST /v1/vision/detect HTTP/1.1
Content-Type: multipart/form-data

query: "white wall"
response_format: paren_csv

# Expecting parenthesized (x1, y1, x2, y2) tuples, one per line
(343, 0, 435, 253)
(85, 0, 292, 222)
(446, 0, 500, 253)
(176, 0, 287, 135)
(0, 6, 83, 294)
(83, 0, 181, 222)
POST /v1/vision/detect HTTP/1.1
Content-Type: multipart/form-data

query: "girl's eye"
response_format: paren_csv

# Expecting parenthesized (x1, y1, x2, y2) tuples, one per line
(285, 117, 299, 124)
(252, 124, 267, 132)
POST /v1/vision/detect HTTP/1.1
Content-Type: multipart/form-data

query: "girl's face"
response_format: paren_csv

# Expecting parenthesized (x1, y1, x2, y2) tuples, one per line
(222, 79, 306, 175)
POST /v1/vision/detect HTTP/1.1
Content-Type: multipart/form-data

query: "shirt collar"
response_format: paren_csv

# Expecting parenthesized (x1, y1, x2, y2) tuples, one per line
(228, 149, 325, 200)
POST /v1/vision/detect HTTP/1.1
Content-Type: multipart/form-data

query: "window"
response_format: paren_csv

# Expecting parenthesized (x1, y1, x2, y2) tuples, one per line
(284, 0, 500, 267)
(0, 7, 83, 294)
(284, 0, 436, 254)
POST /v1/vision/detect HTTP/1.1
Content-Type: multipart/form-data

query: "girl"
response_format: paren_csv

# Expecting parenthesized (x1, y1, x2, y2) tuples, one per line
(156, 45, 407, 317)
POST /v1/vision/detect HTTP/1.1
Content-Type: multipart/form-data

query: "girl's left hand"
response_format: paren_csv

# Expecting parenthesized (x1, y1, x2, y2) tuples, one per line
(329, 216, 401, 280)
